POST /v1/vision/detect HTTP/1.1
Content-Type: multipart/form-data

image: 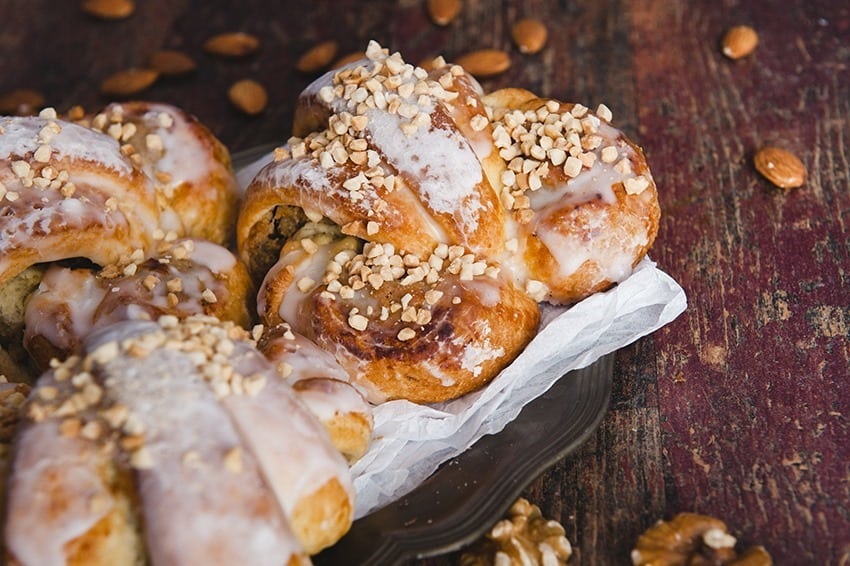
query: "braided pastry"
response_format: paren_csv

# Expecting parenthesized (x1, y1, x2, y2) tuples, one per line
(78, 102, 240, 246)
(0, 109, 162, 289)
(4, 316, 353, 565)
(0, 104, 242, 379)
(238, 41, 659, 403)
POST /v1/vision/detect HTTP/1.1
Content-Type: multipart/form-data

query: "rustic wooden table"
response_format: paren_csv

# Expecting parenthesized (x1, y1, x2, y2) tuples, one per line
(2, 0, 848, 563)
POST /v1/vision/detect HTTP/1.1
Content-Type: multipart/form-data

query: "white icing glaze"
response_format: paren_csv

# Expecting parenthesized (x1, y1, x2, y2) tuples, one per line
(4, 420, 114, 566)
(265, 332, 350, 383)
(187, 238, 238, 274)
(24, 239, 241, 356)
(366, 108, 484, 230)
(256, 153, 332, 196)
(453, 320, 503, 378)
(263, 245, 334, 328)
(139, 105, 210, 185)
(24, 268, 107, 353)
(0, 117, 133, 176)
(293, 378, 371, 423)
(89, 323, 302, 564)
(219, 366, 354, 527)
(537, 208, 645, 284)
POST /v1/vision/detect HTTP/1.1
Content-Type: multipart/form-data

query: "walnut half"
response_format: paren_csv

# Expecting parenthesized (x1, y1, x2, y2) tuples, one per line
(631, 512, 772, 566)
(460, 497, 573, 566)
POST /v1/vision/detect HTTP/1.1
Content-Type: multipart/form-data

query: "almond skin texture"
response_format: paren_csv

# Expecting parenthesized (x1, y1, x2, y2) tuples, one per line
(203, 32, 260, 57)
(99, 68, 159, 97)
(0, 89, 45, 115)
(228, 79, 268, 116)
(511, 18, 548, 54)
(295, 40, 339, 73)
(81, 0, 135, 20)
(427, 0, 461, 26)
(454, 49, 511, 78)
(148, 50, 197, 76)
(722, 25, 759, 59)
(754, 146, 806, 189)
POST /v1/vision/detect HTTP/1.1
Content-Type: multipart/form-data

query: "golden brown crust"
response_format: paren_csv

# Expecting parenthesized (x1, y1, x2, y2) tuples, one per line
(484, 90, 661, 303)
(6, 317, 339, 564)
(0, 115, 162, 288)
(87, 102, 241, 247)
(306, 273, 539, 403)
(290, 477, 353, 555)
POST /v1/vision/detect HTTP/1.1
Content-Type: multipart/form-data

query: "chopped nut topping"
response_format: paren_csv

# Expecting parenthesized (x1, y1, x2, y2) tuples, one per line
(223, 446, 243, 473)
(397, 327, 416, 341)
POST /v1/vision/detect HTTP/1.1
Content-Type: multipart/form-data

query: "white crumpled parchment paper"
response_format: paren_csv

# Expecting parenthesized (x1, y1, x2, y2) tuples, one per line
(350, 258, 686, 518)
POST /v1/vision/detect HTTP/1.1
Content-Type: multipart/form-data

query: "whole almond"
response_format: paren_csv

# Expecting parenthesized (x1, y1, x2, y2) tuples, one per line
(754, 146, 806, 189)
(0, 89, 46, 115)
(228, 79, 267, 116)
(81, 0, 135, 20)
(511, 18, 548, 54)
(427, 0, 461, 26)
(99, 68, 159, 97)
(455, 49, 511, 78)
(721, 25, 758, 59)
(148, 50, 197, 76)
(203, 32, 260, 58)
(295, 40, 338, 73)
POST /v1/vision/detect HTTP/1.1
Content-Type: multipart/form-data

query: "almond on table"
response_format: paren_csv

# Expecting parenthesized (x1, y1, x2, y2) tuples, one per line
(148, 50, 197, 76)
(754, 146, 806, 189)
(454, 48, 511, 78)
(99, 68, 159, 97)
(228, 79, 268, 116)
(511, 18, 548, 54)
(203, 31, 261, 57)
(0, 89, 45, 116)
(81, 0, 135, 20)
(427, 0, 462, 26)
(296, 40, 339, 73)
(721, 25, 759, 59)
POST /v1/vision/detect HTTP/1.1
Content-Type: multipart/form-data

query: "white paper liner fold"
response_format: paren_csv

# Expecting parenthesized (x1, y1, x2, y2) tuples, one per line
(350, 258, 687, 518)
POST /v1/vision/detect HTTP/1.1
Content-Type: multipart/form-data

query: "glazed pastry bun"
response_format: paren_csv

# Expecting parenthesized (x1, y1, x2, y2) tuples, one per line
(482, 88, 660, 303)
(238, 41, 659, 403)
(23, 238, 254, 369)
(259, 323, 374, 463)
(0, 103, 241, 378)
(78, 102, 241, 246)
(4, 316, 354, 565)
(239, 41, 541, 403)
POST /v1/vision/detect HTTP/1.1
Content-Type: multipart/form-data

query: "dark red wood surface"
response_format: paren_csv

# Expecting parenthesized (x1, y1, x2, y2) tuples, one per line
(1, 1, 848, 563)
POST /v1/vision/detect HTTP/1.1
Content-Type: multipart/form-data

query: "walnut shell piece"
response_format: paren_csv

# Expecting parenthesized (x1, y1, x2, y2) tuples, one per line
(631, 512, 773, 566)
(460, 498, 572, 566)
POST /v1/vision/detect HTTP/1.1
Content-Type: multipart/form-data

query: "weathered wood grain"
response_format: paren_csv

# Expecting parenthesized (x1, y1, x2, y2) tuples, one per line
(1, 0, 848, 564)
